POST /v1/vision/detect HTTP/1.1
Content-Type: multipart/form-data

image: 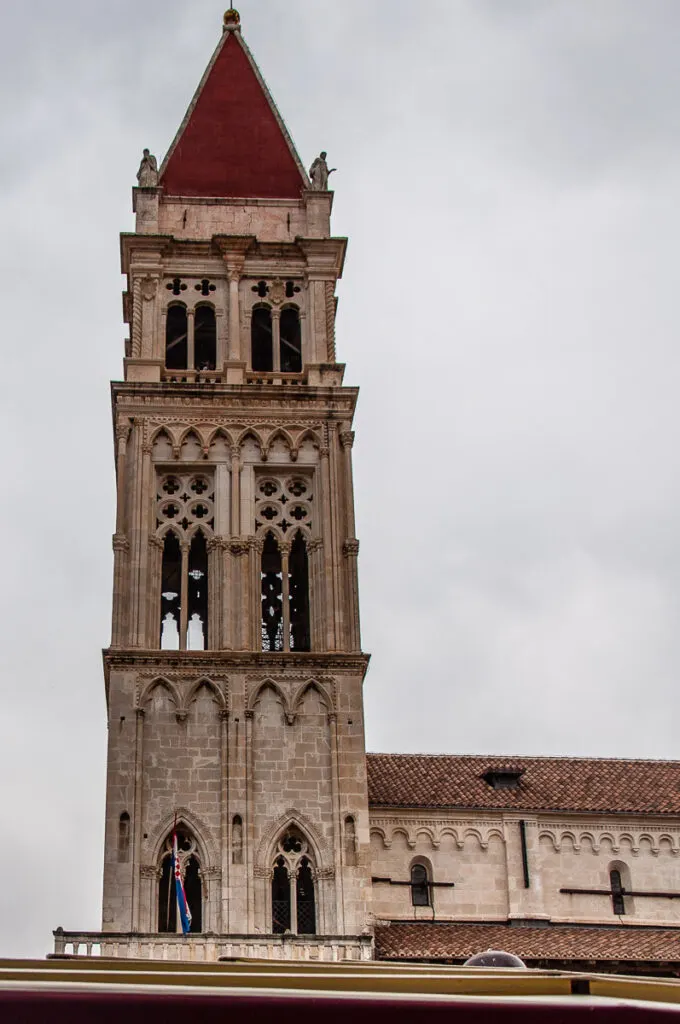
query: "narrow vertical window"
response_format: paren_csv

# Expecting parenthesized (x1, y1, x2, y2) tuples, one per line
(118, 812, 130, 863)
(611, 869, 625, 916)
(194, 305, 216, 370)
(261, 533, 283, 651)
(411, 864, 430, 906)
(160, 532, 182, 649)
(344, 815, 357, 866)
(289, 532, 310, 651)
(232, 815, 243, 865)
(280, 307, 302, 373)
(251, 306, 273, 371)
(187, 531, 208, 650)
(158, 830, 202, 934)
(165, 304, 188, 369)
(272, 856, 291, 933)
(296, 858, 316, 935)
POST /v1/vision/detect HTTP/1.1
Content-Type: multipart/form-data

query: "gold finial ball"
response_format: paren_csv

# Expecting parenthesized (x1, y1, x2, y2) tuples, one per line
(224, 8, 241, 27)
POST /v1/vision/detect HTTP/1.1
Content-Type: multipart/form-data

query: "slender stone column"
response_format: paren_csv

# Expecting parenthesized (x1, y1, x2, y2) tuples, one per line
(227, 266, 242, 361)
(307, 537, 324, 651)
(271, 309, 281, 373)
(325, 281, 336, 362)
(339, 431, 356, 537)
(208, 538, 223, 649)
(328, 424, 345, 646)
(343, 541, 361, 654)
(186, 308, 195, 371)
(112, 424, 131, 646)
(230, 445, 241, 537)
(280, 541, 291, 651)
(245, 709, 255, 931)
(220, 709, 230, 932)
(319, 440, 336, 650)
(179, 540, 189, 651)
(146, 535, 164, 648)
(131, 279, 142, 357)
(249, 537, 263, 650)
(131, 707, 145, 932)
(328, 712, 344, 934)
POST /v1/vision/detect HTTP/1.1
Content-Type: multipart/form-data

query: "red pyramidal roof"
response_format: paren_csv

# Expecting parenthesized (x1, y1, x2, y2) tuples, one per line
(160, 27, 308, 199)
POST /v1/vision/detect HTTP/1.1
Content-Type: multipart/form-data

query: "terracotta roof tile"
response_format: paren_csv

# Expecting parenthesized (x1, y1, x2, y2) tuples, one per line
(367, 754, 680, 815)
(376, 921, 680, 964)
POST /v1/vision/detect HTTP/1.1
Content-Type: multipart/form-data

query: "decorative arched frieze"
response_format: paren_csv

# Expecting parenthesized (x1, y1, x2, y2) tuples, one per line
(247, 678, 291, 720)
(184, 677, 228, 715)
(290, 679, 334, 720)
(137, 676, 182, 713)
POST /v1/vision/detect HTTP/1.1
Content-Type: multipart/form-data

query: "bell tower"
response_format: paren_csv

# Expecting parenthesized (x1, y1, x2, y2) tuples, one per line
(99, 10, 372, 959)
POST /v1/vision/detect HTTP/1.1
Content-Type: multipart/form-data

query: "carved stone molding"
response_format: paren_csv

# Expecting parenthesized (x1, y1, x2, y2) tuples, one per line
(343, 539, 360, 557)
(140, 865, 160, 880)
(340, 430, 355, 450)
(113, 534, 130, 553)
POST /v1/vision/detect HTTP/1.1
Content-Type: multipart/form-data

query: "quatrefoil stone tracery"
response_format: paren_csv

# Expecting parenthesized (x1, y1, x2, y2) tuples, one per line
(255, 476, 313, 535)
(157, 473, 215, 535)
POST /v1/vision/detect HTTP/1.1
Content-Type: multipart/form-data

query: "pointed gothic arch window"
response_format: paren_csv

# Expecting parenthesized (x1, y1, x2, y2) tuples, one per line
(280, 306, 302, 373)
(160, 532, 182, 649)
(187, 531, 208, 650)
(251, 305, 273, 372)
(166, 304, 188, 370)
(194, 304, 216, 370)
(289, 532, 310, 651)
(158, 829, 202, 934)
(271, 828, 316, 935)
(261, 532, 283, 652)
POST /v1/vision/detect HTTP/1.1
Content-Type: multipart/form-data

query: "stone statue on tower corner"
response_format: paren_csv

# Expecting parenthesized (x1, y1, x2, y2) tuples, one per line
(137, 148, 159, 188)
(309, 151, 336, 190)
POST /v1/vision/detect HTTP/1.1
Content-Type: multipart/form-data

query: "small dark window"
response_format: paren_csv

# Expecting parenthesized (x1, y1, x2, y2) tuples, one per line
(118, 812, 130, 863)
(272, 856, 291, 933)
(166, 305, 188, 369)
(482, 769, 523, 791)
(280, 307, 302, 373)
(187, 531, 208, 650)
(251, 306, 273, 372)
(289, 532, 310, 651)
(160, 532, 182, 649)
(194, 305, 216, 370)
(296, 858, 316, 935)
(411, 864, 430, 906)
(611, 869, 625, 916)
(261, 533, 283, 651)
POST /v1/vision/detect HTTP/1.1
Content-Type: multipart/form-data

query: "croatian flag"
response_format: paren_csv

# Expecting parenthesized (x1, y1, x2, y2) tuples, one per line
(172, 833, 192, 936)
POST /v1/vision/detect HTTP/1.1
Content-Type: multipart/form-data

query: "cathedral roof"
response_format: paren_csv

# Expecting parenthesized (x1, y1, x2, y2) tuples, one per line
(159, 21, 309, 199)
(367, 753, 680, 815)
(376, 920, 680, 966)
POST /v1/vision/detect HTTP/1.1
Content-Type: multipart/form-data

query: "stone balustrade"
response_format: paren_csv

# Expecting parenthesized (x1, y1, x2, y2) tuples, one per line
(52, 930, 373, 963)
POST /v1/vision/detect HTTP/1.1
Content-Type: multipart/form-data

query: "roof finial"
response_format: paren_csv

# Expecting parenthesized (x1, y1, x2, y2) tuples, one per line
(223, 8, 241, 31)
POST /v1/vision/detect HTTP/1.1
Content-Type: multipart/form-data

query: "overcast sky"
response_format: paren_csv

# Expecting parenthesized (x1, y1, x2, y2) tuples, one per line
(1, 0, 680, 957)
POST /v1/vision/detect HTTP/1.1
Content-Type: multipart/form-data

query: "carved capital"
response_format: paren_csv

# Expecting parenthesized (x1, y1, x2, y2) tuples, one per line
(136, 707, 146, 720)
(319, 446, 330, 459)
(226, 261, 245, 283)
(112, 533, 130, 553)
(140, 865, 160, 880)
(208, 537, 225, 554)
(175, 710, 188, 723)
(245, 709, 255, 720)
(219, 709, 230, 722)
(116, 423, 131, 447)
(148, 535, 164, 551)
(141, 275, 159, 302)
(228, 539, 250, 557)
(307, 537, 323, 554)
(230, 445, 241, 461)
(343, 539, 360, 557)
(327, 712, 338, 725)
(340, 430, 355, 450)
(279, 541, 292, 557)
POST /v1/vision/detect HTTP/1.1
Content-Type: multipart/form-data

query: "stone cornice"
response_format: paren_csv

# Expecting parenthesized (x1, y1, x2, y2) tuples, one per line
(103, 649, 370, 674)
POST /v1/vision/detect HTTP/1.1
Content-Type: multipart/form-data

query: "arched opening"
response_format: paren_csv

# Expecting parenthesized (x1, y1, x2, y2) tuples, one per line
(160, 532, 181, 649)
(184, 856, 203, 932)
(610, 868, 625, 916)
(118, 812, 130, 863)
(280, 306, 302, 373)
(251, 306, 273, 372)
(158, 829, 203, 934)
(289, 532, 310, 652)
(411, 863, 430, 906)
(165, 304, 188, 369)
(272, 856, 291, 933)
(261, 532, 283, 651)
(296, 857, 316, 934)
(187, 531, 208, 650)
(194, 305, 216, 370)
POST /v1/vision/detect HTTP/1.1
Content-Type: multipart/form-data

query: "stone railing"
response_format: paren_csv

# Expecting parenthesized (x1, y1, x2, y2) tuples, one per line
(161, 369, 225, 384)
(52, 930, 374, 963)
(245, 371, 306, 386)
